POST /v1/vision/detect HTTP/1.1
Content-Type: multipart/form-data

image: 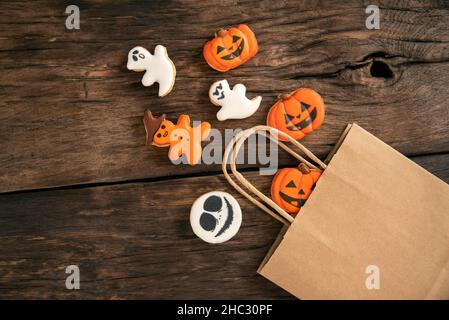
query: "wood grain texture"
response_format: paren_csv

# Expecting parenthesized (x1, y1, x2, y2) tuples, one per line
(0, 171, 287, 299)
(1, 152, 448, 299)
(1, 0, 449, 192)
(1, 0, 449, 300)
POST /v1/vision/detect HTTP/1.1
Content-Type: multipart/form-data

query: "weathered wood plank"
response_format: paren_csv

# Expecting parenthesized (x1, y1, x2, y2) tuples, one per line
(1, 0, 449, 192)
(0, 172, 287, 299)
(0, 152, 448, 299)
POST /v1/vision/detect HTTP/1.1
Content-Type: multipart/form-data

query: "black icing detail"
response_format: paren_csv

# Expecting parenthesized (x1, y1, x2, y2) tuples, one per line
(215, 197, 234, 238)
(132, 55, 138, 62)
(279, 191, 307, 208)
(284, 114, 294, 123)
(300, 102, 310, 112)
(284, 114, 299, 131)
(213, 83, 223, 96)
(203, 195, 222, 212)
(284, 108, 317, 131)
(133, 50, 139, 54)
(213, 83, 225, 100)
(200, 212, 217, 232)
(292, 116, 312, 130)
(308, 107, 317, 121)
(299, 189, 305, 195)
(232, 35, 240, 43)
(138, 53, 145, 59)
(220, 39, 245, 60)
(217, 46, 225, 54)
(286, 180, 296, 188)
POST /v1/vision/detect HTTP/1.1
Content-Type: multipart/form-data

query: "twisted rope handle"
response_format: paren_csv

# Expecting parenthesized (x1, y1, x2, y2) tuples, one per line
(222, 125, 327, 226)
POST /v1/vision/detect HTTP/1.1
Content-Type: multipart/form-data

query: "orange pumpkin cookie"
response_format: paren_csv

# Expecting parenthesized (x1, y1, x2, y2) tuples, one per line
(143, 110, 211, 166)
(267, 88, 325, 141)
(271, 163, 321, 215)
(203, 24, 258, 72)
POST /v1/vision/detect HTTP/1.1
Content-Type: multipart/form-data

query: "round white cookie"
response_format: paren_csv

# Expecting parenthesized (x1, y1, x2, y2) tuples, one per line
(209, 79, 262, 121)
(127, 45, 176, 97)
(190, 191, 242, 244)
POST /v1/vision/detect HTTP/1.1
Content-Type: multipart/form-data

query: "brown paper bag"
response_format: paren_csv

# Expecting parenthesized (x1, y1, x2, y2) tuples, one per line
(223, 124, 449, 299)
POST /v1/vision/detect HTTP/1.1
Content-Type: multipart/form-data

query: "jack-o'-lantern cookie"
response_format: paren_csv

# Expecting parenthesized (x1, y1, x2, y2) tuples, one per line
(203, 24, 258, 72)
(127, 45, 176, 97)
(190, 191, 242, 244)
(271, 163, 322, 216)
(267, 88, 325, 141)
(143, 110, 211, 166)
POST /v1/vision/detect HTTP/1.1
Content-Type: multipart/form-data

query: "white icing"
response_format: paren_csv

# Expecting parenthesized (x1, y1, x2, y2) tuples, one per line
(127, 45, 176, 97)
(190, 191, 242, 244)
(209, 79, 262, 121)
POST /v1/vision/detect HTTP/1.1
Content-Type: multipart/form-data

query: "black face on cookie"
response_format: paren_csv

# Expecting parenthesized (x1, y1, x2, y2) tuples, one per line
(217, 36, 245, 60)
(212, 83, 225, 100)
(198, 195, 233, 237)
(216, 36, 245, 61)
(132, 49, 145, 62)
(190, 191, 242, 244)
(199, 195, 236, 238)
(127, 46, 151, 71)
(209, 80, 231, 105)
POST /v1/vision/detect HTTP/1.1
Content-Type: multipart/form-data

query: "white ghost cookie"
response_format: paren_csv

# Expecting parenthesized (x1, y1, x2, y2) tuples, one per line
(190, 191, 242, 244)
(209, 79, 262, 121)
(127, 45, 176, 97)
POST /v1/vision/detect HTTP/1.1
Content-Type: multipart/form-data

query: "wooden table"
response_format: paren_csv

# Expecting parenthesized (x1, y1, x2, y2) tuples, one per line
(1, 0, 448, 299)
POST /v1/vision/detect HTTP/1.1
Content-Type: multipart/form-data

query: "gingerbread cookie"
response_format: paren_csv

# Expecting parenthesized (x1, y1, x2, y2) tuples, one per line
(127, 45, 176, 97)
(209, 79, 262, 121)
(203, 24, 258, 72)
(190, 191, 242, 244)
(143, 110, 211, 166)
(267, 88, 325, 141)
(271, 163, 322, 216)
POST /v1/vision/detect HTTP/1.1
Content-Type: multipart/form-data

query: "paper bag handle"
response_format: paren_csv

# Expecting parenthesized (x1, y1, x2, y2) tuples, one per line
(222, 125, 327, 226)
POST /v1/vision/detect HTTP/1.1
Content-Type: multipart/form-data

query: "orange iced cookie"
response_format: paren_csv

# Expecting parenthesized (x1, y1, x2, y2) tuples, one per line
(267, 88, 325, 141)
(271, 163, 322, 216)
(203, 24, 258, 72)
(143, 110, 211, 166)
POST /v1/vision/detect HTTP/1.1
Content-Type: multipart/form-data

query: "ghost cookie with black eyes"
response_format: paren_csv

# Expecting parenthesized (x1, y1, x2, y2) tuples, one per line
(209, 79, 262, 121)
(190, 191, 242, 244)
(127, 45, 176, 97)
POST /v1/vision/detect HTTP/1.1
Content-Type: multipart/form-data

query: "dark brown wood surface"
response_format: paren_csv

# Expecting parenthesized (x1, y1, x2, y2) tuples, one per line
(1, 154, 448, 299)
(0, 0, 448, 299)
